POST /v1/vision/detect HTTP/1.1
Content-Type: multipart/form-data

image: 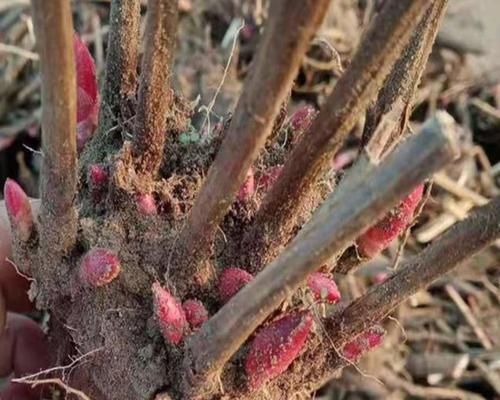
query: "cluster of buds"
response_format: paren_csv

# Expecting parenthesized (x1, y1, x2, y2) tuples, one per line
(152, 283, 187, 344)
(152, 284, 209, 343)
(235, 105, 317, 205)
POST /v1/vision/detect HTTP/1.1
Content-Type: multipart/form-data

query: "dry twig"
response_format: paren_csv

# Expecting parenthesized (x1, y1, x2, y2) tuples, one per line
(379, 368, 484, 400)
(98, 0, 140, 134)
(170, 0, 331, 295)
(254, 195, 500, 398)
(445, 284, 493, 350)
(364, 1, 448, 160)
(415, 198, 474, 242)
(331, 198, 500, 346)
(133, 0, 178, 175)
(433, 172, 489, 206)
(245, 0, 438, 271)
(31, 0, 78, 258)
(185, 113, 458, 392)
(14, 378, 91, 400)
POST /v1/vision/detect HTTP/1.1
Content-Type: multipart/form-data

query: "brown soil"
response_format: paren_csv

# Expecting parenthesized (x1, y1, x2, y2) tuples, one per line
(10, 85, 329, 399)
(2, 1, 500, 400)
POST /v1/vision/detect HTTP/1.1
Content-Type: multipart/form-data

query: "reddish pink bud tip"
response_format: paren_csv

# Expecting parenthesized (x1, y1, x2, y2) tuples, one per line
(289, 105, 317, 133)
(152, 283, 187, 344)
(257, 165, 283, 193)
(182, 299, 208, 329)
(237, 168, 255, 202)
(137, 194, 157, 215)
(74, 34, 98, 101)
(88, 164, 108, 203)
(372, 272, 389, 284)
(357, 184, 424, 258)
(245, 310, 313, 390)
(3, 179, 33, 241)
(307, 272, 341, 304)
(88, 164, 108, 187)
(240, 24, 256, 41)
(342, 325, 385, 361)
(331, 149, 358, 172)
(79, 248, 121, 287)
(74, 33, 99, 150)
(218, 268, 253, 303)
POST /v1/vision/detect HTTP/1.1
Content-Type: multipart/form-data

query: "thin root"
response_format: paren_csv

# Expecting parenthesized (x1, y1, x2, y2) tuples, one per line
(14, 378, 91, 400)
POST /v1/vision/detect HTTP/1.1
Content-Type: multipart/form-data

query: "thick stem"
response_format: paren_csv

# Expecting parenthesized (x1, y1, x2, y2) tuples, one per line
(32, 0, 77, 256)
(338, 2, 449, 271)
(133, 0, 178, 175)
(333, 197, 500, 341)
(238, 195, 500, 399)
(364, 0, 448, 160)
(184, 113, 458, 388)
(245, 0, 439, 272)
(99, 0, 140, 128)
(80, 0, 140, 165)
(169, 0, 331, 296)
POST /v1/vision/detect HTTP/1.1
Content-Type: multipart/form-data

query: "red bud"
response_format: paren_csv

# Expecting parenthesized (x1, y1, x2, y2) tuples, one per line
(88, 164, 108, 203)
(372, 271, 389, 284)
(3, 179, 33, 241)
(152, 283, 187, 344)
(342, 325, 385, 360)
(74, 33, 99, 150)
(245, 310, 313, 390)
(182, 299, 208, 329)
(307, 272, 341, 304)
(88, 164, 108, 186)
(357, 184, 424, 258)
(137, 194, 157, 215)
(218, 268, 253, 303)
(79, 248, 120, 287)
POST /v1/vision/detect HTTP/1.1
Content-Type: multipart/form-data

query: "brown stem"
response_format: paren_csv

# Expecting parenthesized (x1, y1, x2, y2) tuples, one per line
(335, 176, 431, 275)
(235, 195, 500, 399)
(184, 113, 458, 390)
(133, 0, 178, 175)
(169, 0, 331, 295)
(244, 0, 437, 273)
(364, 0, 448, 160)
(100, 0, 140, 128)
(333, 198, 500, 341)
(31, 0, 77, 257)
